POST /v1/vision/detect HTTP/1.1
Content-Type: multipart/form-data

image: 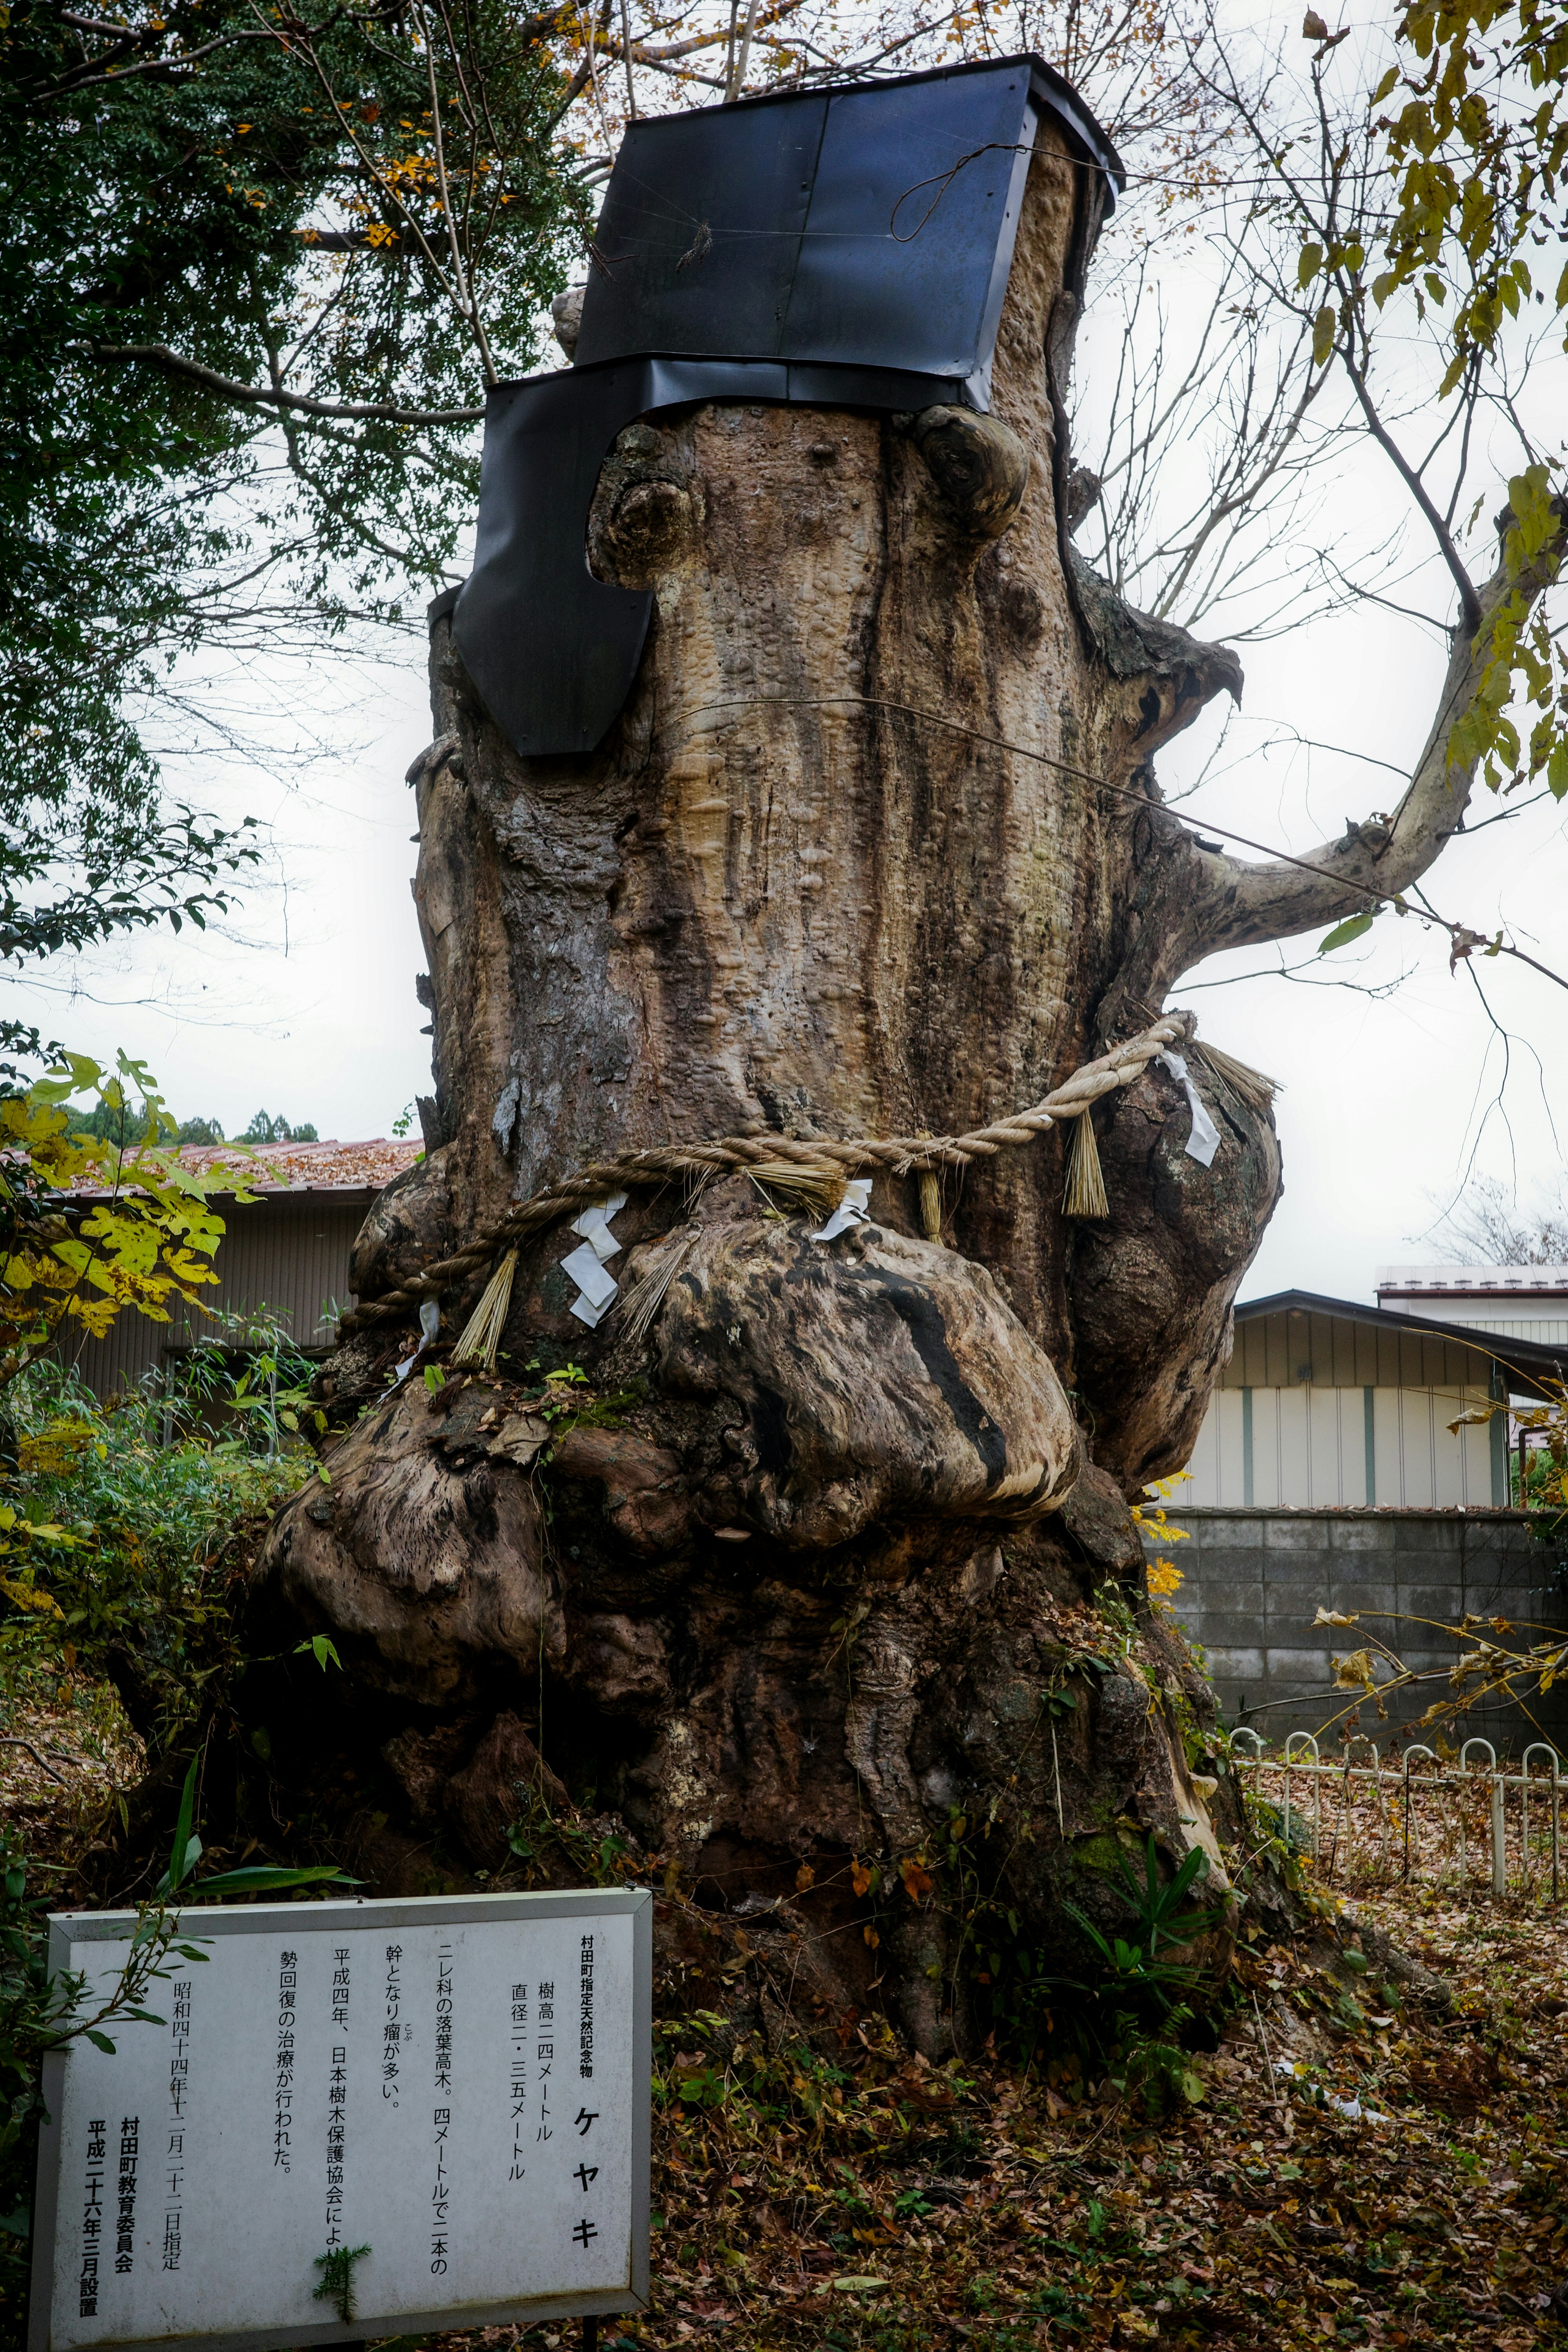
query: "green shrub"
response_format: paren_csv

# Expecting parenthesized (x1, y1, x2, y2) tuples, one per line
(0, 1363, 343, 2352)
(0, 1366, 308, 1754)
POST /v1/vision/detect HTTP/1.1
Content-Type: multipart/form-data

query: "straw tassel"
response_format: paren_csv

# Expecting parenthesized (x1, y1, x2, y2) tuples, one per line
(1189, 1037, 1280, 1114)
(1062, 1112, 1109, 1219)
(918, 1168, 943, 1242)
(747, 1160, 843, 1218)
(451, 1247, 519, 1371)
(619, 1229, 700, 1348)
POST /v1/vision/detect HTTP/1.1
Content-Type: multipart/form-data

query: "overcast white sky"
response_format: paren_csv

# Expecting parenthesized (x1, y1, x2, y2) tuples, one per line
(14, 16, 1567, 1309)
(19, 646, 438, 1146)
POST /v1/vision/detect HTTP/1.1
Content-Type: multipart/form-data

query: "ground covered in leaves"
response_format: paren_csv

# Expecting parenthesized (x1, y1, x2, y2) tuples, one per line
(424, 1885, 1568, 2352)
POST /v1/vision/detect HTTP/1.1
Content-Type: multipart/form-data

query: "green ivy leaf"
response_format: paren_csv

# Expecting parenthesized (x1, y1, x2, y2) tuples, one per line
(1318, 910, 1376, 954)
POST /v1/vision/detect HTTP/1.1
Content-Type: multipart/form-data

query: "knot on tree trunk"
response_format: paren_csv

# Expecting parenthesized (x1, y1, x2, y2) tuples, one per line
(597, 475, 704, 586)
(259, 1379, 565, 1705)
(910, 405, 1030, 541)
(588, 416, 707, 587)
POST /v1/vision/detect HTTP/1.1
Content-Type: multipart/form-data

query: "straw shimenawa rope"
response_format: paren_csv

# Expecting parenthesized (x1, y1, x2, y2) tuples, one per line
(345, 1011, 1233, 1336)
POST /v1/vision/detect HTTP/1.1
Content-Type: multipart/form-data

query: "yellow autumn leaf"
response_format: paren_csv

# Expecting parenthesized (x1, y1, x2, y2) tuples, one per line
(0, 1050, 229, 1390)
(0, 1574, 64, 1617)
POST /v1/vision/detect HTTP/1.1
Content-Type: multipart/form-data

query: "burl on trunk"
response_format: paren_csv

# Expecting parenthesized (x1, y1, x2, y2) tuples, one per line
(255, 105, 1286, 2049)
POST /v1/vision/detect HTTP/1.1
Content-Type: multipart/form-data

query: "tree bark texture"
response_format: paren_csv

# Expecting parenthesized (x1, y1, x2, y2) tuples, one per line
(250, 116, 1508, 2044)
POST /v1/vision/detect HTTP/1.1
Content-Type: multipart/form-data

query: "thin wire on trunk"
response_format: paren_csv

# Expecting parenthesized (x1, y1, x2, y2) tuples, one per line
(661, 690, 1568, 994)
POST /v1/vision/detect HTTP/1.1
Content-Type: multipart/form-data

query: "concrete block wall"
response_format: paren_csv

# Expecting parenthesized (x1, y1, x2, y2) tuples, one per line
(1144, 1507, 1568, 1755)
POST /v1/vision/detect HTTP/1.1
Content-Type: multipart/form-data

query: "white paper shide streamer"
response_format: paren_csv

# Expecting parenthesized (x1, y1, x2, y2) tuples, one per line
(1158, 1051, 1221, 1168)
(810, 1178, 873, 1243)
(393, 1297, 443, 1383)
(560, 1191, 628, 1326)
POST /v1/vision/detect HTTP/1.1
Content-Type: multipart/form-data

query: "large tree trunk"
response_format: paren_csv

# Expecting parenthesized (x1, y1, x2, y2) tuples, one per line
(248, 112, 1524, 2047)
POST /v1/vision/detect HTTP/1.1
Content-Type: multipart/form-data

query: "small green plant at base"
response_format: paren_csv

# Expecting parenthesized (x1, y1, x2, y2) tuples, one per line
(208, 1302, 325, 1456)
(313, 2243, 371, 2323)
(156, 1755, 356, 1904)
(502, 1782, 631, 1891)
(1062, 1838, 1229, 2004)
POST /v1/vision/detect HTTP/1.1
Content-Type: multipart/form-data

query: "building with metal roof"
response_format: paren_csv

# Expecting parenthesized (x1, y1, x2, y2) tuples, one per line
(56, 1139, 420, 1401)
(1376, 1263, 1568, 1347)
(1180, 1287, 1566, 1512)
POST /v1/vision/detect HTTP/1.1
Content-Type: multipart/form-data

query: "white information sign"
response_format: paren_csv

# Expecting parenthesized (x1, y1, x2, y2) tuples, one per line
(29, 1889, 651, 2352)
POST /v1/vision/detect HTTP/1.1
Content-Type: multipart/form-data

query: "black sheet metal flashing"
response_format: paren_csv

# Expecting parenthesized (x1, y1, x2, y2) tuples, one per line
(454, 355, 970, 760)
(451, 54, 1123, 760)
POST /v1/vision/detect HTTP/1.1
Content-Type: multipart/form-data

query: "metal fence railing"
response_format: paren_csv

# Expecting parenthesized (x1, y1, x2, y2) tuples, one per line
(1230, 1728, 1566, 1900)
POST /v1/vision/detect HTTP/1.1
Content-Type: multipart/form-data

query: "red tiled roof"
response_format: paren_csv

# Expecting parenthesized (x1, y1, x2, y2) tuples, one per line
(58, 1138, 421, 1200)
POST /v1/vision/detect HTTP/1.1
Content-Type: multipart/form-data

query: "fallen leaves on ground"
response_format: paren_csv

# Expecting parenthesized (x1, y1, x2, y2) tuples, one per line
(0, 1680, 142, 1828)
(426, 1886, 1568, 2352)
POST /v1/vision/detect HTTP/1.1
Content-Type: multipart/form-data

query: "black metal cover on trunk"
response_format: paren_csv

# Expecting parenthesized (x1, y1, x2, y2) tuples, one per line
(452, 54, 1122, 760)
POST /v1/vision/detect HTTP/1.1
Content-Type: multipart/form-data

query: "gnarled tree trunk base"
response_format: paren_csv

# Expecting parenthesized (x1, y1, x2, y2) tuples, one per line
(253, 1178, 1253, 2053)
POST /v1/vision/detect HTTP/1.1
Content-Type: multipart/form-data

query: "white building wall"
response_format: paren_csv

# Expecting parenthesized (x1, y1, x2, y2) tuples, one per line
(1385, 1305, 1568, 1345)
(1179, 1382, 1496, 1507)
(1377, 1262, 1568, 1345)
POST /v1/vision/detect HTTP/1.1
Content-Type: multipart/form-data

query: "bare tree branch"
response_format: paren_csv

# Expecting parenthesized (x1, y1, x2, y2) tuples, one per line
(1163, 504, 1568, 974)
(82, 345, 483, 427)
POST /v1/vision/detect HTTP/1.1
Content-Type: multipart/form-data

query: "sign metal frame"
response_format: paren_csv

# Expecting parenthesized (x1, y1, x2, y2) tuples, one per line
(28, 1887, 653, 2352)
